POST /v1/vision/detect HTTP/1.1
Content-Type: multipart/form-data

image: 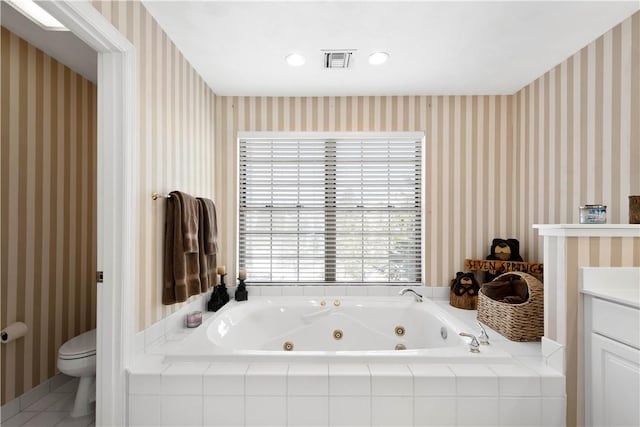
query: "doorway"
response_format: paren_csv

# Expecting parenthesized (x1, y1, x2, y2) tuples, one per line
(36, 2, 136, 425)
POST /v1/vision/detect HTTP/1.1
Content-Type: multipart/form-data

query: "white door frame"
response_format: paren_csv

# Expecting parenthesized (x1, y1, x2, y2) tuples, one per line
(38, 1, 136, 425)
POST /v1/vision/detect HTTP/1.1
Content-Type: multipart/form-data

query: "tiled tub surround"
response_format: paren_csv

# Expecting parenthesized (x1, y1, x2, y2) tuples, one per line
(129, 292, 565, 426)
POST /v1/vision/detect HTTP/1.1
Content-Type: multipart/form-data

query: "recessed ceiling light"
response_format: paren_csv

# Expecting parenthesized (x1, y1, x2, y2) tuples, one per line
(285, 53, 305, 67)
(6, 0, 68, 31)
(368, 52, 389, 65)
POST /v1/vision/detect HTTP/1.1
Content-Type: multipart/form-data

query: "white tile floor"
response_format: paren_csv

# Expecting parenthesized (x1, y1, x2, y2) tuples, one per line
(2, 378, 94, 427)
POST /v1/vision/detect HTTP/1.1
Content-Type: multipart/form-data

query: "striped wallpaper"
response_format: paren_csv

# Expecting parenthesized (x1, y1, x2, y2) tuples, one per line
(515, 11, 640, 261)
(91, 1, 217, 331)
(215, 95, 518, 286)
(1, 28, 97, 405)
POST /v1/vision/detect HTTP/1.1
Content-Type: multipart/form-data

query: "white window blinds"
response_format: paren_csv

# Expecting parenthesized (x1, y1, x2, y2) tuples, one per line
(239, 137, 422, 284)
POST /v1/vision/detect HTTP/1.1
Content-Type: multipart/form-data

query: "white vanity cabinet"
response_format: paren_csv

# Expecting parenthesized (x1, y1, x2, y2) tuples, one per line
(582, 267, 640, 427)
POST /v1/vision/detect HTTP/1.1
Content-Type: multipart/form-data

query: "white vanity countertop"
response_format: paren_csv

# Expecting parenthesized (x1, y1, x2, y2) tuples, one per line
(533, 223, 640, 237)
(580, 267, 640, 309)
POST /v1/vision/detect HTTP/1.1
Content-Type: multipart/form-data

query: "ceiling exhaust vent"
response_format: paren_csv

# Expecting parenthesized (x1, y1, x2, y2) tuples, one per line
(323, 50, 354, 69)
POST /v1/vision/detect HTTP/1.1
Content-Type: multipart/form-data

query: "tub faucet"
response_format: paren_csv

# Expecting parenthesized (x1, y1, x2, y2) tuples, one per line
(477, 322, 490, 345)
(399, 288, 423, 302)
(459, 332, 481, 353)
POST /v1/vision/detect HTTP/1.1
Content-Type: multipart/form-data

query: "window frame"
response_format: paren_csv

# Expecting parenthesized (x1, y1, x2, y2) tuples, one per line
(236, 131, 426, 285)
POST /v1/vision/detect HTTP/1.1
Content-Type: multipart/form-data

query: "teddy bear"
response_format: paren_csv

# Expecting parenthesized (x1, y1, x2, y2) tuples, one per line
(487, 238, 523, 262)
(449, 271, 480, 309)
(484, 238, 523, 282)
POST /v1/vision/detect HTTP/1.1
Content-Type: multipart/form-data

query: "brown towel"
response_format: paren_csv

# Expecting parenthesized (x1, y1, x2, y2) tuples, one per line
(197, 198, 219, 255)
(172, 191, 199, 253)
(197, 198, 218, 291)
(163, 192, 201, 304)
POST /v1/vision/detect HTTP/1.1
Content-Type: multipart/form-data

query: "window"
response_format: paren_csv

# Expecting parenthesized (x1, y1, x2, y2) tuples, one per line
(238, 134, 422, 284)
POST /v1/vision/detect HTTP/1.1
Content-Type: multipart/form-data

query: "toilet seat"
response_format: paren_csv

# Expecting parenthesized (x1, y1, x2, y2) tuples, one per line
(59, 349, 96, 360)
(58, 329, 96, 360)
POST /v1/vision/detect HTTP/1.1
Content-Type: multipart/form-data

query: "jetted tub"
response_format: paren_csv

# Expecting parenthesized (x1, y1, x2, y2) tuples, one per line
(161, 296, 512, 364)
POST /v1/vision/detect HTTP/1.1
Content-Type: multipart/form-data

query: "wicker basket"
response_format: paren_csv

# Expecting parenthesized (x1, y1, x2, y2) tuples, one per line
(477, 272, 543, 342)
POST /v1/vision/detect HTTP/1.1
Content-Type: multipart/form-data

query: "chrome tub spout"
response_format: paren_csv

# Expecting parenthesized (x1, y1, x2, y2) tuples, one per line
(399, 288, 423, 302)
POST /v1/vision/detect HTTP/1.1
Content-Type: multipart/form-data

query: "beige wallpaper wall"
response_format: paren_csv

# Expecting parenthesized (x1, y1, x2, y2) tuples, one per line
(515, 11, 640, 260)
(91, 1, 217, 331)
(215, 95, 517, 285)
(1, 28, 97, 405)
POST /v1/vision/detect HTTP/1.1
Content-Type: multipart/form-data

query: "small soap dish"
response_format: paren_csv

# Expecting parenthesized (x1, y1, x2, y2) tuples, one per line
(185, 311, 202, 328)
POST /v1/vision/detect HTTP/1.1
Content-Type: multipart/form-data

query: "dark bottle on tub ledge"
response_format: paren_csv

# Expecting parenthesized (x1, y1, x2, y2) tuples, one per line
(207, 267, 230, 312)
(235, 270, 248, 301)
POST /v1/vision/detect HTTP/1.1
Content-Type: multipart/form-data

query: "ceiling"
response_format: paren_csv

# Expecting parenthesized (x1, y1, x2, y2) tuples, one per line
(143, 0, 639, 96)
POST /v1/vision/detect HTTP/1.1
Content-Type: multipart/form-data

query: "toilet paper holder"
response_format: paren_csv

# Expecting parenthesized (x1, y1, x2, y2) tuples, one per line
(1, 322, 29, 344)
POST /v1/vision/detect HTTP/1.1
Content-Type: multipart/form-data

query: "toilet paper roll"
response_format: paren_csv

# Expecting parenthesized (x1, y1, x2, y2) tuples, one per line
(1, 322, 28, 344)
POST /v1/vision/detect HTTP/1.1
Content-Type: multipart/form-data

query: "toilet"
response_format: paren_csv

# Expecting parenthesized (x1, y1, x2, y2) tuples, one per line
(57, 328, 97, 418)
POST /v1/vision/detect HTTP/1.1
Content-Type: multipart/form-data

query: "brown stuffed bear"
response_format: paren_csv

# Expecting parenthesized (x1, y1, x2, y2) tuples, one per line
(485, 238, 524, 282)
(450, 271, 480, 310)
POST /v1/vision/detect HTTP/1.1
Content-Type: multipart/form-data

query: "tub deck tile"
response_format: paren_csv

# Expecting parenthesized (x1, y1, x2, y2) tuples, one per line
(369, 364, 413, 396)
(245, 396, 286, 426)
(288, 364, 329, 396)
(499, 397, 542, 426)
(541, 397, 566, 427)
(203, 363, 249, 396)
(246, 364, 289, 396)
(328, 364, 371, 396)
(161, 362, 209, 396)
(288, 396, 329, 426)
(488, 364, 541, 397)
(203, 395, 244, 426)
(513, 356, 565, 396)
(409, 364, 456, 396)
(329, 396, 370, 426)
(414, 397, 456, 426)
(161, 395, 203, 426)
(456, 397, 499, 426)
(372, 395, 413, 426)
(449, 365, 499, 397)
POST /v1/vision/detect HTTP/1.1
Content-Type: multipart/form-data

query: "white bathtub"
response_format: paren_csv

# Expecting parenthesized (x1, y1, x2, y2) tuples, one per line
(161, 296, 512, 364)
